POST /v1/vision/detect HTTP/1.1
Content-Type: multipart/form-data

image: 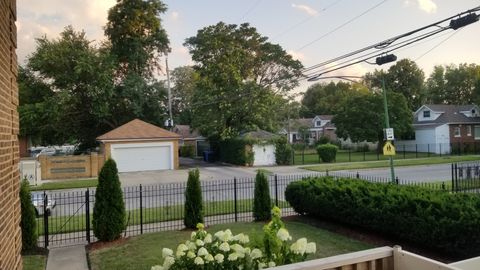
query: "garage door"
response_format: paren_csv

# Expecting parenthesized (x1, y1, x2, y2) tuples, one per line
(111, 142, 173, 172)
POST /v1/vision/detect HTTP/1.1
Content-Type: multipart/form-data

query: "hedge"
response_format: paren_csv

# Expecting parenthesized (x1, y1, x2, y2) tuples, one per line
(316, 143, 338, 162)
(218, 138, 254, 166)
(285, 177, 480, 257)
(179, 145, 195, 158)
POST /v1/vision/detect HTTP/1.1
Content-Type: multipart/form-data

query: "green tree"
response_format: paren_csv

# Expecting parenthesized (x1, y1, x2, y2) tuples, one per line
(20, 180, 37, 251)
(184, 169, 203, 229)
(425, 65, 447, 104)
(366, 59, 425, 110)
(105, 0, 170, 76)
(253, 171, 272, 221)
(184, 22, 303, 140)
(171, 66, 199, 125)
(93, 159, 126, 241)
(333, 90, 412, 143)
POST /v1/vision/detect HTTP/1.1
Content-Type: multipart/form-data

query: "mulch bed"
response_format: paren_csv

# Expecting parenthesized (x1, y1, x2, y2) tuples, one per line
(285, 215, 460, 263)
(87, 237, 129, 252)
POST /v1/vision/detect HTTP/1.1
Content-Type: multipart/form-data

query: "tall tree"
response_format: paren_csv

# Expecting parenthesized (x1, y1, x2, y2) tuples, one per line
(170, 66, 198, 125)
(366, 59, 425, 110)
(184, 22, 303, 139)
(105, 0, 170, 76)
(333, 90, 413, 143)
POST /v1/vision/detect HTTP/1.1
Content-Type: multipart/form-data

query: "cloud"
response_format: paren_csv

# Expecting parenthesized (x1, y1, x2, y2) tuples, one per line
(404, 0, 437, 14)
(291, 3, 318, 16)
(287, 50, 305, 61)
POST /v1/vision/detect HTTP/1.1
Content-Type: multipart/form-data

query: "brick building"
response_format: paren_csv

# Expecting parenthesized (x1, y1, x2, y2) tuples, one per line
(0, 0, 22, 269)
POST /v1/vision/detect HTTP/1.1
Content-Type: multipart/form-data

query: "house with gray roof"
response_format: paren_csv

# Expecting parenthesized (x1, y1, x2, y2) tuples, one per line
(410, 104, 480, 153)
(280, 115, 337, 144)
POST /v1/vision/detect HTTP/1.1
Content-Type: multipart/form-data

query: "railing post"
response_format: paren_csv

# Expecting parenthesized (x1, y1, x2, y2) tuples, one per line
(415, 144, 418, 158)
(274, 174, 279, 207)
(140, 184, 143, 235)
(43, 191, 49, 248)
(348, 148, 351, 162)
(440, 144, 442, 157)
(292, 149, 295, 165)
(85, 188, 90, 243)
(234, 177, 238, 222)
(427, 144, 430, 157)
(403, 145, 406, 159)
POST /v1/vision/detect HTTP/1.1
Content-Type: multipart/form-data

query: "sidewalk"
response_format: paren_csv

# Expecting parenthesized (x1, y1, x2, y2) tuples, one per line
(46, 245, 89, 270)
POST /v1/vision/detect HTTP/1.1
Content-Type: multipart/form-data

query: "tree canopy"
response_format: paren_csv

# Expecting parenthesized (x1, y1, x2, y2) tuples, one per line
(184, 22, 303, 140)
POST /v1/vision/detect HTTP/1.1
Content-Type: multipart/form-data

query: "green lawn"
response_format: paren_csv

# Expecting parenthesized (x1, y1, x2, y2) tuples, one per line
(303, 155, 480, 172)
(30, 178, 98, 191)
(23, 254, 47, 270)
(88, 221, 373, 270)
(38, 199, 289, 235)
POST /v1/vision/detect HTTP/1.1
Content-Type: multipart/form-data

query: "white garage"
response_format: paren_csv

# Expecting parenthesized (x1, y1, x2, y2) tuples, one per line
(240, 130, 278, 167)
(97, 119, 180, 172)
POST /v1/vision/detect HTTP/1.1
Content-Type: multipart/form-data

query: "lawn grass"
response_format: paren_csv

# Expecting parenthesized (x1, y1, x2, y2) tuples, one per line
(88, 221, 373, 270)
(38, 199, 289, 235)
(30, 178, 98, 191)
(303, 155, 480, 172)
(23, 254, 47, 270)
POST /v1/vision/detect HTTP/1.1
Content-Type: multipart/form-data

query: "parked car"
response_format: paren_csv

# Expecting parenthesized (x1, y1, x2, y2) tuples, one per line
(35, 148, 57, 158)
(31, 192, 56, 217)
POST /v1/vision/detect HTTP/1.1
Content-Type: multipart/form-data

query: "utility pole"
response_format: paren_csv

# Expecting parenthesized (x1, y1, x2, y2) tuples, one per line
(381, 78, 396, 183)
(166, 55, 173, 130)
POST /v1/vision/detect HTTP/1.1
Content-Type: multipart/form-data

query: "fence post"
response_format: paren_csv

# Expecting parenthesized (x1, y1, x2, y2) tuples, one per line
(395, 176, 399, 185)
(356, 172, 359, 179)
(140, 184, 143, 235)
(403, 145, 406, 159)
(302, 146, 305, 165)
(427, 144, 430, 157)
(458, 142, 461, 156)
(348, 148, 351, 162)
(234, 177, 238, 222)
(415, 144, 418, 158)
(85, 188, 90, 243)
(440, 144, 442, 157)
(363, 148, 366, 161)
(43, 191, 49, 248)
(274, 174, 279, 207)
(292, 149, 295, 165)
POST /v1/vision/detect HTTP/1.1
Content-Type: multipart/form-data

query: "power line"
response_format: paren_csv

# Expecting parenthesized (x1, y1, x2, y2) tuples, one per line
(415, 30, 461, 61)
(297, 0, 389, 51)
(238, 0, 263, 22)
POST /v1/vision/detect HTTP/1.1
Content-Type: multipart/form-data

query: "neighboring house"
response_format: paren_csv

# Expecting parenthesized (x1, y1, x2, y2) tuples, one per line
(405, 104, 480, 154)
(281, 115, 337, 144)
(97, 119, 180, 172)
(239, 130, 278, 166)
(172, 125, 208, 157)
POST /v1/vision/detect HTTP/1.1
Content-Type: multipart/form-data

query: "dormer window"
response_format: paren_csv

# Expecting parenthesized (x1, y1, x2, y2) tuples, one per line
(423, 111, 430, 118)
(316, 120, 321, 127)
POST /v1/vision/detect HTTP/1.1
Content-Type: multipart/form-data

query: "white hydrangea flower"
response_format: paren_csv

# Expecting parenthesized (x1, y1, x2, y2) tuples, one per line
(258, 262, 266, 269)
(191, 231, 196, 240)
(204, 233, 213, 244)
(177, 244, 188, 252)
(244, 247, 251, 256)
(163, 256, 175, 268)
(219, 242, 230, 252)
(268, 261, 276, 267)
(187, 251, 196, 258)
(234, 233, 249, 244)
(306, 242, 316, 254)
(228, 252, 239, 261)
(205, 254, 214, 262)
(151, 265, 163, 270)
(187, 241, 196, 251)
(251, 248, 262, 259)
(195, 239, 204, 247)
(221, 229, 233, 242)
(276, 228, 292, 241)
(214, 253, 224, 264)
(162, 248, 173, 258)
(231, 243, 244, 254)
(291, 238, 308, 255)
(175, 250, 185, 258)
(214, 230, 225, 240)
(194, 256, 204, 265)
(197, 247, 209, 257)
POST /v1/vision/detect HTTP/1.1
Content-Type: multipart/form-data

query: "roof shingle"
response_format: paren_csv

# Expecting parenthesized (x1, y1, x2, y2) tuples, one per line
(97, 119, 180, 141)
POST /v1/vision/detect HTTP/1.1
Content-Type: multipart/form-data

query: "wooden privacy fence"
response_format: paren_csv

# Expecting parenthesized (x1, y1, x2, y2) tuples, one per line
(39, 153, 104, 180)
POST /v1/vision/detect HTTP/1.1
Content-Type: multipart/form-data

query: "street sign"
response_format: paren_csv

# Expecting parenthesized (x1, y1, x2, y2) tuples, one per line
(384, 128, 394, 140)
(383, 141, 396, 156)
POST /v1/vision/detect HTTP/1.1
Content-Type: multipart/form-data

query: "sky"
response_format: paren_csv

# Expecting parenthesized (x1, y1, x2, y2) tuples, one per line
(16, 0, 480, 94)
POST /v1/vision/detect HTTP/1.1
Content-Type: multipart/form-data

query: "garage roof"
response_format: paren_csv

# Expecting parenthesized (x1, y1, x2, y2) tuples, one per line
(97, 119, 180, 141)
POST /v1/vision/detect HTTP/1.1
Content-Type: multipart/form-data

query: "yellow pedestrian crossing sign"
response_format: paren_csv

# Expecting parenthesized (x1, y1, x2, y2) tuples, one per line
(383, 141, 396, 156)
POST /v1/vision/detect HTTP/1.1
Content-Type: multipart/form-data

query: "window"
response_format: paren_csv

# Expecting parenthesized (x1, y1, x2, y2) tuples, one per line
(454, 126, 461, 137)
(292, 134, 297, 141)
(475, 126, 480, 140)
(316, 120, 321, 126)
(472, 109, 476, 114)
(467, 126, 472, 136)
(423, 110, 430, 118)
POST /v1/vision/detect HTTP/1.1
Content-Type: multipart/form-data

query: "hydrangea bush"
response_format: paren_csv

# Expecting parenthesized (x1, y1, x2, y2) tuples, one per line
(152, 207, 315, 270)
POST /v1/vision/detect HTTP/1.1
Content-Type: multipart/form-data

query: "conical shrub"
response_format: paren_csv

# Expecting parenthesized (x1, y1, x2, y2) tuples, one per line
(184, 169, 203, 229)
(253, 171, 272, 221)
(93, 159, 126, 241)
(20, 179, 37, 251)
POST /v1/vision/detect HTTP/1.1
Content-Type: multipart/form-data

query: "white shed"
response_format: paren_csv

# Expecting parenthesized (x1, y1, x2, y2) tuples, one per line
(240, 130, 278, 166)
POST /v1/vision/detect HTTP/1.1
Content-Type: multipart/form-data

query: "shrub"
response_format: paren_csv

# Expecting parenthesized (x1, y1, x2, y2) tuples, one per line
(152, 208, 315, 270)
(20, 179, 37, 251)
(218, 138, 254, 166)
(316, 143, 338, 162)
(285, 177, 480, 257)
(253, 171, 271, 221)
(93, 159, 126, 241)
(184, 169, 203, 229)
(316, 136, 330, 145)
(275, 137, 293, 165)
(179, 145, 195, 158)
